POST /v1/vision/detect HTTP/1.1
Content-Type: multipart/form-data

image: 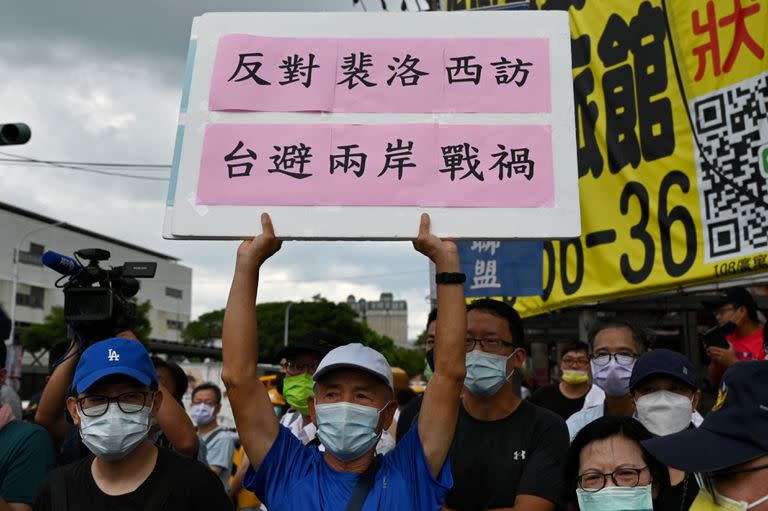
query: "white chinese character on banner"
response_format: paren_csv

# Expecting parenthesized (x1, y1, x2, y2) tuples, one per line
(470, 241, 501, 256)
(471, 259, 501, 289)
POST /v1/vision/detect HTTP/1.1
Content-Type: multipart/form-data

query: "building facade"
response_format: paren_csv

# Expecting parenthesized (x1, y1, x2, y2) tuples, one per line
(0, 202, 192, 348)
(345, 292, 408, 346)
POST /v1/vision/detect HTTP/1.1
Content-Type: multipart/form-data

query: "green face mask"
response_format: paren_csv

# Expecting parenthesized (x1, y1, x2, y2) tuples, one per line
(283, 373, 314, 415)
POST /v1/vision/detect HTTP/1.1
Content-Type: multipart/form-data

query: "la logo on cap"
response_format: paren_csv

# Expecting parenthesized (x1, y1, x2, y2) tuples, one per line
(107, 349, 120, 362)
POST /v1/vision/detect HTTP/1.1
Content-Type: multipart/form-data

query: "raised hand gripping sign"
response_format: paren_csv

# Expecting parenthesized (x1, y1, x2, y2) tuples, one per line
(163, 11, 579, 240)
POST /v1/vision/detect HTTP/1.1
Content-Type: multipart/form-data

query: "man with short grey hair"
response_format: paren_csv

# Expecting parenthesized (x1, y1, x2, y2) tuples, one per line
(222, 213, 467, 511)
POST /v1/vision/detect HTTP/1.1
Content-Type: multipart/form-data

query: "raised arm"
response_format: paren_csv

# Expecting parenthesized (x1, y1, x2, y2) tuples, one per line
(35, 341, 79, 445)
(221, 213, 283, 472)
(153, 382, 199, 458)
(412, 213, 466, 478)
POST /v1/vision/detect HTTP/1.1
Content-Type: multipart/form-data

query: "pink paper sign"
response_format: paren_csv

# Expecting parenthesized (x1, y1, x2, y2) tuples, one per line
(208, 36, 550, 113)
(209, 35, 337, 112)
(196, 124, 553, 208)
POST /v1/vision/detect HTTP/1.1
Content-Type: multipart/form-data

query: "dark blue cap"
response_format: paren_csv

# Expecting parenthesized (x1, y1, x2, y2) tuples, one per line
(72, 338, 157, 394)
(642, 361, 768, 472)
(629, 349, 697, 391)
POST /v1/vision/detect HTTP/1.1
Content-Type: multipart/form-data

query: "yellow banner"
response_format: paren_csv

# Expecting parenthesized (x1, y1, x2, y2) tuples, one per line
(512, 0, 768, 317)
(443, 0, 525, 11)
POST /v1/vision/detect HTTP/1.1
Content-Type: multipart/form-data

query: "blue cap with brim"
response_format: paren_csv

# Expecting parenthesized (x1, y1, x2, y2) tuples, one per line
(72, 338, 157, 394)
(642, 361, 768, 472)
(629, 349, 697, 391)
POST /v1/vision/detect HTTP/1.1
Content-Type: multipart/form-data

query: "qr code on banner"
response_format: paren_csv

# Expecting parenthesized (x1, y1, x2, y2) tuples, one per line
(694, 72, 768, 262)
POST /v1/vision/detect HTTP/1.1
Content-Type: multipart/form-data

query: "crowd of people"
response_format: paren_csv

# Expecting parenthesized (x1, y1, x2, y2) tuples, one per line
(0, 213, 767, 510)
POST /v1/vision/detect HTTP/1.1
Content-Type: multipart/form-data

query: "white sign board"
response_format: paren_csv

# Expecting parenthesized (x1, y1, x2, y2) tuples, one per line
(162, 11, 580, 240)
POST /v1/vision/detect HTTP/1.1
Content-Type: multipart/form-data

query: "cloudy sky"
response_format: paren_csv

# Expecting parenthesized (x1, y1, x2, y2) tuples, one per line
(0, 0, 435, 340)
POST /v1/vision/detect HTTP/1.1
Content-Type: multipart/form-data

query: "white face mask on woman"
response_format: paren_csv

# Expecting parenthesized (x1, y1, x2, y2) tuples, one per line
(635, 390, 693, 436)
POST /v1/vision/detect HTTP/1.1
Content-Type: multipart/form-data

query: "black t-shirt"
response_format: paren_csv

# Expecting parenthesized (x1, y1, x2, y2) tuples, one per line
(446, 399, 570, 511)
(530, 383, 586, 421)
(655, 472, 699, 511)
(396, 393, 423, 442)
(34, 445, 232, 511)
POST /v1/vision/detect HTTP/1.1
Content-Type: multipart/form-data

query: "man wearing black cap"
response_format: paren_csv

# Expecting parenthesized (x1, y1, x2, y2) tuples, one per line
(643, 361, 768, 510)
(630, 349, 704, 511)
(703, 287, 765, 384)
(277, 329, 345, 444)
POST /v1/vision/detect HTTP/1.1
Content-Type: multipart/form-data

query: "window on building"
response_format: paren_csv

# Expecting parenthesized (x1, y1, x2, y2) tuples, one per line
(17, 242, 44, 266)
(16, 286, 44, 309)
(165, 287, 183, 299)
(167, 319, 184, 330)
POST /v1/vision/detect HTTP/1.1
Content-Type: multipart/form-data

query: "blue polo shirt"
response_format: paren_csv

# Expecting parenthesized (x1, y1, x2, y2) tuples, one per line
(244, 423, 452, 511)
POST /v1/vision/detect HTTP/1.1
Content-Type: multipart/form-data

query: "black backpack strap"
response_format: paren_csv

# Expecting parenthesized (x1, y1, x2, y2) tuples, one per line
(344, 456, 381, 511)
(49, 469, 68, 511)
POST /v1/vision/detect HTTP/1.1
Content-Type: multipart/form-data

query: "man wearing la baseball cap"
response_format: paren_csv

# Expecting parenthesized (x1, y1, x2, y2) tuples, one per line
(34, 338, 231, 510)
(642, 361, 768, 510)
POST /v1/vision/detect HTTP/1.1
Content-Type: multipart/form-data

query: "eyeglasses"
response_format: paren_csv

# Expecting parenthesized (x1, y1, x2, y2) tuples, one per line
(591, 353, 638, 366)
(77, 391, 155, 417)
(562, 357, 590, 367)
(465, 338, 515, 354)
(577, 467, 650, 492)
(284, 361, 319, 374)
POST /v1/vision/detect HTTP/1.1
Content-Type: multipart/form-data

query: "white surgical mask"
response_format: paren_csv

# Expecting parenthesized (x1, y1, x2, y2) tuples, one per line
(464, 350, 515, 397)
(315, 401, 388, 461)
(692, 474, 768, 511)
(635, 390, 693, 436)
(78, 404, 152, 461)
(576, 485, 654, 511)
(190, 403, 216, 426)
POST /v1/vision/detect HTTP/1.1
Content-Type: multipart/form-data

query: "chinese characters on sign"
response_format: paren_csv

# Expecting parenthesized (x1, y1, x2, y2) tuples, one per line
(457, 240, 545, 297)
(196, 123, 554, 208)
(209, 36, 551, 113)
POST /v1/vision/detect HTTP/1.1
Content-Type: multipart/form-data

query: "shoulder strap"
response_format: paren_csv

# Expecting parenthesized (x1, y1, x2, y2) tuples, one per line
(203, 428, 223, 446)
(344, 456, 381, 511)
(49, 469, 68, 511)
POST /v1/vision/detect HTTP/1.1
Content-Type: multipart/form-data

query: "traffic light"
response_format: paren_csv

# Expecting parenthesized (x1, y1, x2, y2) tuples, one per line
(0, 123, 31, 146)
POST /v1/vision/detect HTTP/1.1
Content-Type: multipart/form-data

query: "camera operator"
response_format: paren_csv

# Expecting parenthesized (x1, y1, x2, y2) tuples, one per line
(35, 331, 201, 464)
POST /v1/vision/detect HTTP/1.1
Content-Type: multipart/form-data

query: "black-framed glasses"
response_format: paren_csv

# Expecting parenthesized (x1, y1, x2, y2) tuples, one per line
(577, 466, 650, 492)
(465, 338, 515, 354)
(77, 391, 155, 417)
(591, 353, 638, 366)
(562, 356, 590, 367)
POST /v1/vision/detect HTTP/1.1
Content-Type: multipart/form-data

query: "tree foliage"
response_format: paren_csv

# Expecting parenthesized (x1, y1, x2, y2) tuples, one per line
(20, 300, 153, 352)
(185, 298, 426, 376)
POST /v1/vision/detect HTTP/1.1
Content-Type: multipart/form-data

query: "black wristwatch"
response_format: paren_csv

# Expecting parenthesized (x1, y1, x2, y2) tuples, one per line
(435, 272, 466, 285)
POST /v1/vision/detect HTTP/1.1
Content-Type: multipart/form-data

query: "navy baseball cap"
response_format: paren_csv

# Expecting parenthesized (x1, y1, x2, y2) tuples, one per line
(629, 349, 697, 391)
(72, 338, 158, 394)
(642, 361, 768, 472)
(702, 286, 757, 313)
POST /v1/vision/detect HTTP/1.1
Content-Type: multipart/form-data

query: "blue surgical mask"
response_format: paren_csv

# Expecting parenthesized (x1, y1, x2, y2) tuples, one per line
(78, 404, 152, 461)
(576, 485, 653, 511)
(315, 401, 389, 461)
(464, 350, 515, 397)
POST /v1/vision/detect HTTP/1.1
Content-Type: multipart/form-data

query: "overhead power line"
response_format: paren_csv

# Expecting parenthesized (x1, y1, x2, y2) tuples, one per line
(0, 151, 170, 181)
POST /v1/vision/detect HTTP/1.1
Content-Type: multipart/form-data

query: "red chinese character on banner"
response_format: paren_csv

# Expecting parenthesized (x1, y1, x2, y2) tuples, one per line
(692, 0, 764, 82)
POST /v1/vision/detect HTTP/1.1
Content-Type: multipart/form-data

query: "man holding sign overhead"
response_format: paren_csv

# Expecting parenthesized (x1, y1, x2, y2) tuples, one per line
(221, 213, 467, 511)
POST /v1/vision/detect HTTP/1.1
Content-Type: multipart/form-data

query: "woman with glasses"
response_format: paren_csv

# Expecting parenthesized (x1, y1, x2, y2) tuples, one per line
(566, 416, 670, 511)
